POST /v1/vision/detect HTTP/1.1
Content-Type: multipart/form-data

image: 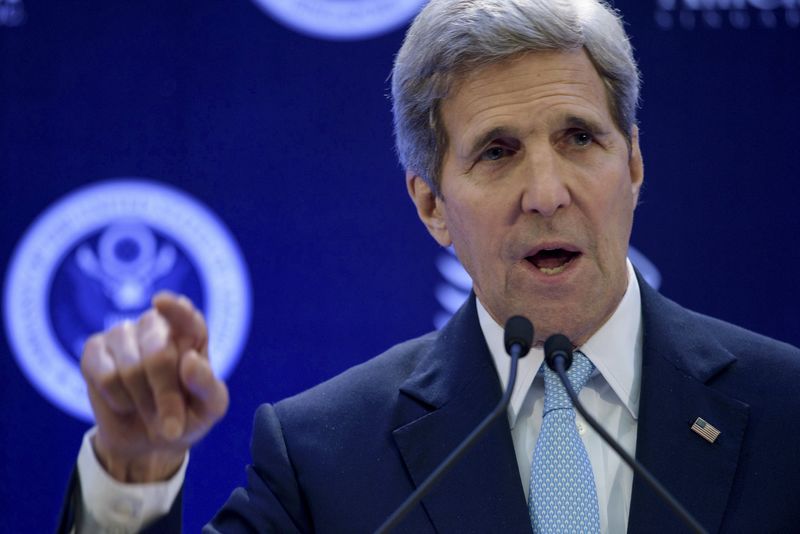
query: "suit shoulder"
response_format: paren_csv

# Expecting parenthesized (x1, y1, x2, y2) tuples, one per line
(641, 284, 800, 405)
(642, 282, 799, 365)
(676, 307, 800, 405)
(686, 308, 800, 363)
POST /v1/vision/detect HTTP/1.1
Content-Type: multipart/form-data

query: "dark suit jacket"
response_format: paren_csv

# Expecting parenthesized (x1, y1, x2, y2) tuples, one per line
(204, 279, 800, 533)
(60, 278, 800, 533)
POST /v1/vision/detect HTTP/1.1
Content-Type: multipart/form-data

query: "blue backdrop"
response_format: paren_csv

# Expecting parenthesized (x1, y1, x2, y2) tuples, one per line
(1, 1, 798, 531)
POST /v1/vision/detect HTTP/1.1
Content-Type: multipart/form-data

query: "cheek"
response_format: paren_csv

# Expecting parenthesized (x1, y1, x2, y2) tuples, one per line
(442, 205, 473, 260)
(604, 196, 636, 259)
(587, 176, 635, 252)
(446, 203, 504, 274)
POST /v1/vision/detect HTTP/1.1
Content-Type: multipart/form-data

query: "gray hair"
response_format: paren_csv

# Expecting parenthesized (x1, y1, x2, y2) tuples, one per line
(391, 0, 640, 194)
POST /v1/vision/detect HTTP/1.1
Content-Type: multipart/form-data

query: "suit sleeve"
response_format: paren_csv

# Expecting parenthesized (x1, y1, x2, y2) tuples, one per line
(204, 403, 311, 533)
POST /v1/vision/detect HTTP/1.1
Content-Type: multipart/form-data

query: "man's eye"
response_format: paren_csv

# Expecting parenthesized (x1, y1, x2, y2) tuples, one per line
(570, 131, 594, 147)
(481, 146, 511, 161)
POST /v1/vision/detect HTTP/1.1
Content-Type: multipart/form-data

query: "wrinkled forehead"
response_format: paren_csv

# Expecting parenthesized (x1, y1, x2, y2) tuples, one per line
(440, 48, 617, 135)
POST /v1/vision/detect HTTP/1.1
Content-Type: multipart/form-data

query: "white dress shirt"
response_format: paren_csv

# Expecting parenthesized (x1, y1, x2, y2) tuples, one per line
(78, 259, 642, 532)
(76, 428, 188, 533)
(480, 259, 642, 533)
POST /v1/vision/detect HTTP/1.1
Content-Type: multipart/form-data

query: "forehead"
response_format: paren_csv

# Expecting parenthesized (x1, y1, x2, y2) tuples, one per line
(441, 49, 614, 148)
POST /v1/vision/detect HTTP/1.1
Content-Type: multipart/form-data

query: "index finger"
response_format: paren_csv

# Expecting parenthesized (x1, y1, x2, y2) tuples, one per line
(152, 291, 208, 355)
(138, 310, 186, 441)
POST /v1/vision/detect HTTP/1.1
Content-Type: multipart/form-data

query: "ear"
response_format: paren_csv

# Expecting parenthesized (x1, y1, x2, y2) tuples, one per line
(406, 172, 452, 247)
(628, 125, 644, 207)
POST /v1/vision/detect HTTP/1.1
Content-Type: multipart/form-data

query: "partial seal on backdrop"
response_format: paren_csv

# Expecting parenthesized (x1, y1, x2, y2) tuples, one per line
(3, 179, 252, 422)
(251, 0, 427, 40)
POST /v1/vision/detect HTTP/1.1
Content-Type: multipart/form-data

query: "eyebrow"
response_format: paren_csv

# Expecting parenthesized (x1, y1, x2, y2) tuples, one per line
(464, 127, 517, 160)
(563, 114, 606, 135)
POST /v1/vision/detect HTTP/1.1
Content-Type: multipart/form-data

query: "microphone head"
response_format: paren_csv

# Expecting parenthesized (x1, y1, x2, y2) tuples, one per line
(503, 315, 534, 357)
(544, 333, 574, 371)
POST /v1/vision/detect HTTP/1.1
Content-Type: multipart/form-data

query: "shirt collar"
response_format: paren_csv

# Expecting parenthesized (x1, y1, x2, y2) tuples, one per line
(478, 259, 642, 428)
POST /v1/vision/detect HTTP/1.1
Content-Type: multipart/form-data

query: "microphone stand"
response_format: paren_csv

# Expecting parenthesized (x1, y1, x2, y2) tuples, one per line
(374, 344, 522, 534)
(550, 357, 708, 534)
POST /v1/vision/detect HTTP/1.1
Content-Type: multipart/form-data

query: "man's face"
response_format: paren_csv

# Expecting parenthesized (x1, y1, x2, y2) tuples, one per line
(408, 49, 643, 346)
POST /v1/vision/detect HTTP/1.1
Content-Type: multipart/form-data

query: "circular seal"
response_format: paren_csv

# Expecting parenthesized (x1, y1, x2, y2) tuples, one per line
(251, 0, 427, 40)
(3, 179, 252, 422)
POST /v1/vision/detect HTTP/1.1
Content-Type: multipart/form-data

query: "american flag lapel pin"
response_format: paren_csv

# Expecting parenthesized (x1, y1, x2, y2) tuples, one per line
(691, 417, 721, 444)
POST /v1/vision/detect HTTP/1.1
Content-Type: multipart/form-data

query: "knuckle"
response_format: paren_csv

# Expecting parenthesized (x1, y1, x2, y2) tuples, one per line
(193, 311, 208, 340)
(79, 351, 96, 379)
(143, 348, 177, 373)
(108, 319, 133, 339)
(106, 321, 139, 357)
(156, 390, 185, 413)
(118, 363, 146, 386)
(97, 371, 122, 393)
(106, 395, 135, 414)
(81, 336, 113, 379)
(137, 308, 161, 329)
(177, 295, 193, 309)
(152, 289, 176, 303)
(83, 333, 104, 355)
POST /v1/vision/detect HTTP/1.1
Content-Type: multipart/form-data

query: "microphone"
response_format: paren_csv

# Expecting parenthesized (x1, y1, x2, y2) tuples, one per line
(375, 316, 534, 534)
(544, 333, 574, 372)
(504, 315, 534, 358)
(543, 334, 708, 534)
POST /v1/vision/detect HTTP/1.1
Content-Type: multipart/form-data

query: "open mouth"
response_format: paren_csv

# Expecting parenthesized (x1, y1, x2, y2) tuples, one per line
(526, 248, 581, 275)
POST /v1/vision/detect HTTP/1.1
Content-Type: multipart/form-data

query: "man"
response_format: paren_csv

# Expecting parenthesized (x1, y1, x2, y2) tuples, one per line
(63, 0, 800, 532)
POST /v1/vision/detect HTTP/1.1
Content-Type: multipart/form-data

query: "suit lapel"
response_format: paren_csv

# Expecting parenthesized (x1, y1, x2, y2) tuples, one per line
(387, 278, 750, 532)
(628, 279, 750, 533)
(391, 295, 532, 533)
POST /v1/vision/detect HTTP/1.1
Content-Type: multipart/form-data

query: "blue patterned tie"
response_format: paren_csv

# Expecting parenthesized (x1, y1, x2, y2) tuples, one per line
(529, 351, 600, 533)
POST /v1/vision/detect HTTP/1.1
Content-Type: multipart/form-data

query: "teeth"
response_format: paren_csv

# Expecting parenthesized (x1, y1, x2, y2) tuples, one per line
(538, 264, 568, 275)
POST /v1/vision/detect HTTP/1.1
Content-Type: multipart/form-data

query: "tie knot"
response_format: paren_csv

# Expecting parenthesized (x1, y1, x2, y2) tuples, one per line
(542, 351, 594, 413)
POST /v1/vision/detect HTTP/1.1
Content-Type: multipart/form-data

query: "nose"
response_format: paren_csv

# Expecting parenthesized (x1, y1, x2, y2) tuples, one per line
(519, 148, 571, 217)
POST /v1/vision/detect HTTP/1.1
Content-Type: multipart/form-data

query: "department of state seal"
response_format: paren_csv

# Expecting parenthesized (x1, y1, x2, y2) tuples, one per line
(3, 179, 252, 421)
(251, 0, 427, 40)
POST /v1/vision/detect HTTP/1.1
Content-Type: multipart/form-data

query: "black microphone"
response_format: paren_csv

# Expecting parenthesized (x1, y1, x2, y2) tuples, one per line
(504, 315, 534, 357)
(544, 333, 574, 372)
(375, 316, 534, 534)
(543, 334, 708, 534)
